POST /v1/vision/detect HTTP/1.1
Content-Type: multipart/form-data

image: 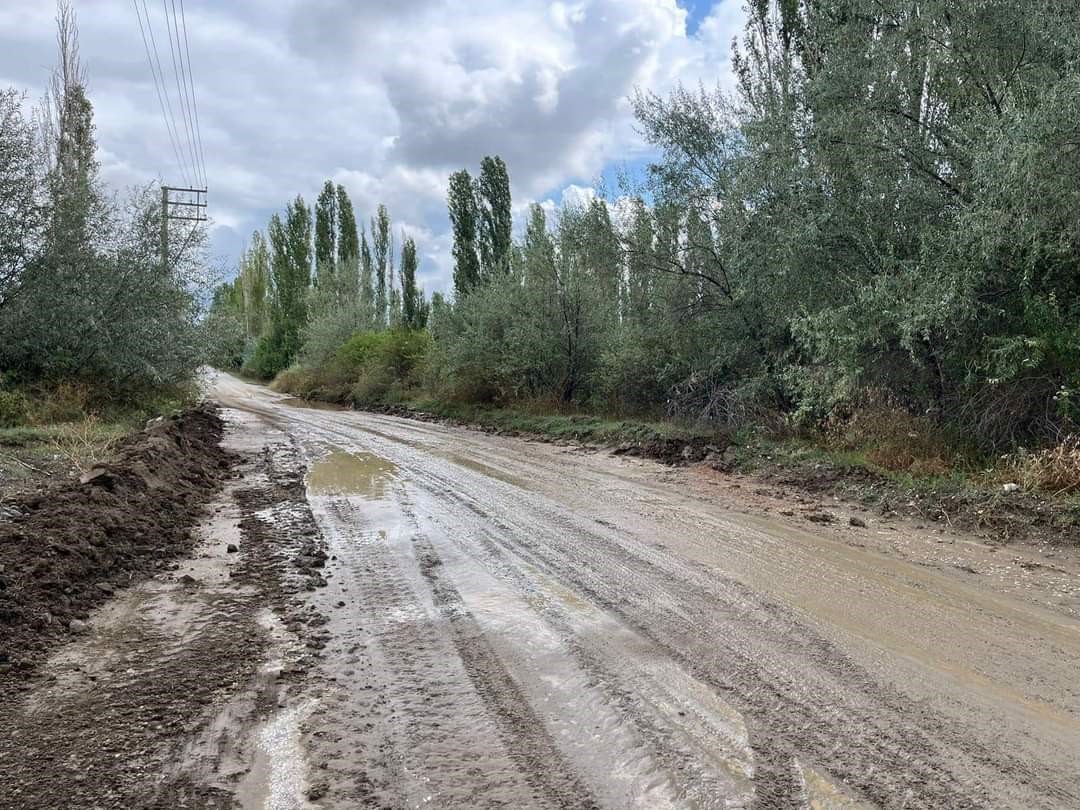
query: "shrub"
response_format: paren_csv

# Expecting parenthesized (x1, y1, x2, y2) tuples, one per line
(349, 329, 431, 406)
(33, 382, 98, 424)
(336, 332, 385, 370)
(0, 389, 29, 428)
(273, 329, 432, 408)
(824, 393, 961, 476)
(245, 328, 294, 380)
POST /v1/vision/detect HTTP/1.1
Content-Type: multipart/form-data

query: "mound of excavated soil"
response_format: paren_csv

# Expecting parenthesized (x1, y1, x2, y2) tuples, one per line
(0, 404, 235, 681)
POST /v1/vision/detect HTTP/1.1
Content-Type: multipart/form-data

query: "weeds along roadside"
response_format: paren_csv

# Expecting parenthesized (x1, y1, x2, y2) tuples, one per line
(0, 381, 201, 496)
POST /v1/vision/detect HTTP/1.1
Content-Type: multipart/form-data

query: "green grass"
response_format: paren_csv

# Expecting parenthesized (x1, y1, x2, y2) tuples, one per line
(0, 427, 50, 448)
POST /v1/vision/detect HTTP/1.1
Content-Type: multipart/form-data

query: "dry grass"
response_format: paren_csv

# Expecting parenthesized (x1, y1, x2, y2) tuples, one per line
(49, 416, 123, 472)
(1002, 436, 1080, 495)
(823, 400, 958, 476)
(30, 381, 98, 424)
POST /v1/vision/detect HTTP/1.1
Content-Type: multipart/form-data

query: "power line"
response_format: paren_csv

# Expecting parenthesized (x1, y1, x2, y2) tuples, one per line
(133, 0, 190, 186)
(161, 0, 201, 187)
(168, 0, 204, 186)
(178, 0, 207, 187)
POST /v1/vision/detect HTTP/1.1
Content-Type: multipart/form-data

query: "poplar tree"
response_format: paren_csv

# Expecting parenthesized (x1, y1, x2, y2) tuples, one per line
(371, 204, 390, 327)
(266, 196, 312, 366)
(581, 198, 620, 306)
(400, 236, 427, 330)
(359, 225, 374, 320)
(239, 230, 270, 339)
(448, 169, 480, 297)
(521, 204, 555, 287)
(313, 179, 337, 285)
(336, 185, 359, 264)
(477, 155, 512, 280)
(335, 184, 359, 299)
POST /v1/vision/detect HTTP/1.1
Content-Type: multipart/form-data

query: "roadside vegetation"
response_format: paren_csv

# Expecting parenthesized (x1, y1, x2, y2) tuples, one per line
(0, 4, 213, 490)
(208, 2, 1080, 527)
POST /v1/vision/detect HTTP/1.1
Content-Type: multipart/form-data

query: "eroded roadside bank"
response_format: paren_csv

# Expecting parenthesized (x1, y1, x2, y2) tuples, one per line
(0, 407, 332, 809)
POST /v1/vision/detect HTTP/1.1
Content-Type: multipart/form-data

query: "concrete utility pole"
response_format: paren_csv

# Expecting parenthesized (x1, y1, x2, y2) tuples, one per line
(160, 185, 208, 272)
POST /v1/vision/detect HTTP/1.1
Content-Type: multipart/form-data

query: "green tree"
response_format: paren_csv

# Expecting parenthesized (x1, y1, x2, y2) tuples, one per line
(0, 89, 40, 309)
(359, 225, 374, 319)
(400, 235, 427, 330)
(448, 169, 480, 297)
(314, 179, 338, 286)
(477, 155, 512, 281)
(371, 204, 390, 326)
(258, 195, 312, 374)
(335, 184, 360, 299)
(239, 230, 271, 339)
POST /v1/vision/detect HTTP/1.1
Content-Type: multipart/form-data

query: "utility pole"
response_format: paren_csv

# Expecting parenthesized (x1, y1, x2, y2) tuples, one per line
(160, 185, 208, 272)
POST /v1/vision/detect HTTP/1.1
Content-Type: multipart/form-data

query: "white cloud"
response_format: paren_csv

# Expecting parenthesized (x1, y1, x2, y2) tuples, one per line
(0, 0, 746, 293)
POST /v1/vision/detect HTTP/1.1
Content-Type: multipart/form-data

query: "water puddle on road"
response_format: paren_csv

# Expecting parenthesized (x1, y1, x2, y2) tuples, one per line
(306, 450, 397, 499)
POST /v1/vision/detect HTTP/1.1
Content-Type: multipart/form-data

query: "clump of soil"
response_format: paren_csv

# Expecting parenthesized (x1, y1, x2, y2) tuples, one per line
(0, 404, 236, 680)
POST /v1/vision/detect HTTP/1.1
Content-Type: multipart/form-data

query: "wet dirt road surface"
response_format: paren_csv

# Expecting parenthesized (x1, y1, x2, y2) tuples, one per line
(213, 373, 1080, 810)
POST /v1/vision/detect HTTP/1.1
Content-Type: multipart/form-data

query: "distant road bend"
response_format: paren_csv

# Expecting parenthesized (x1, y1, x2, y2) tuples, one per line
(216, 372, 1080, 810)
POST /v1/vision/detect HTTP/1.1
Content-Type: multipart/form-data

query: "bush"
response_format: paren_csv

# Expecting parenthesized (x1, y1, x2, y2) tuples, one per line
(273, 329, 432, 408)
(245, 328, 294, 380)
(823, 393, 961, 476)
(348, 329, 430, 406)
(0, 389, 29, 428)
(336, 331, 385, 370)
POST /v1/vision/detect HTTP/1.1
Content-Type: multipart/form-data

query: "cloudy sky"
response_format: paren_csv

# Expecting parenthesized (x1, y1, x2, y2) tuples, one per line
(0, 0, 745, 292)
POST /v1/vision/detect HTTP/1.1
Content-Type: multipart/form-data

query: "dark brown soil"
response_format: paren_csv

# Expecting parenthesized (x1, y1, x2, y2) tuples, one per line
(0, 405, 236, 683)
(0, 419, 331, 810)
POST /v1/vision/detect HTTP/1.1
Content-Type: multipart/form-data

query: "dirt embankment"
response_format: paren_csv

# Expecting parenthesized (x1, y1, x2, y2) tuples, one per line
(0, 405, 235, 683)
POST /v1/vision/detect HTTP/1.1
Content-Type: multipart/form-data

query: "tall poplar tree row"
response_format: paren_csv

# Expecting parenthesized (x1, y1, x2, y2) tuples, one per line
(449, 156, 513, 298)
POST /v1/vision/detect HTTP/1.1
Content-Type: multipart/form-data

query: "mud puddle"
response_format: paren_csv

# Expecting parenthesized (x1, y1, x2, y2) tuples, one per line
(239, 697, 319, 810)
(306, 449, 397, 499)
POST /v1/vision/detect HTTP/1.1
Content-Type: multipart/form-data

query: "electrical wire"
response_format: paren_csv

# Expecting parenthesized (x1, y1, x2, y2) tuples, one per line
(133, 0, 190, 186)
(178, 0, 207, 189)
(161, 0, 201, 187)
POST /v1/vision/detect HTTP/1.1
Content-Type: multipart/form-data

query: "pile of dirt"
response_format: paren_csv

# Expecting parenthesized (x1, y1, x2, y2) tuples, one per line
(0, 404, 236, 681)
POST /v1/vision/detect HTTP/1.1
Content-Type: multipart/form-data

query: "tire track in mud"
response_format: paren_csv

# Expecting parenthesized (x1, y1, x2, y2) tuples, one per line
(413, 540, 602, 810)
(298, 430, 759, 808)
(400, 488, 760, 809)
(309, 492, 598, 809)
(400, 466, 1058, 809)
(257, 402, 953, 807)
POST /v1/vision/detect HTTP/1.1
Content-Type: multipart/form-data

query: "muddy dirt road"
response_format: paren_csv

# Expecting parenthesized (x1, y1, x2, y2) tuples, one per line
(201, 373, 1080, 810)
(6, 373, 1075, 808)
